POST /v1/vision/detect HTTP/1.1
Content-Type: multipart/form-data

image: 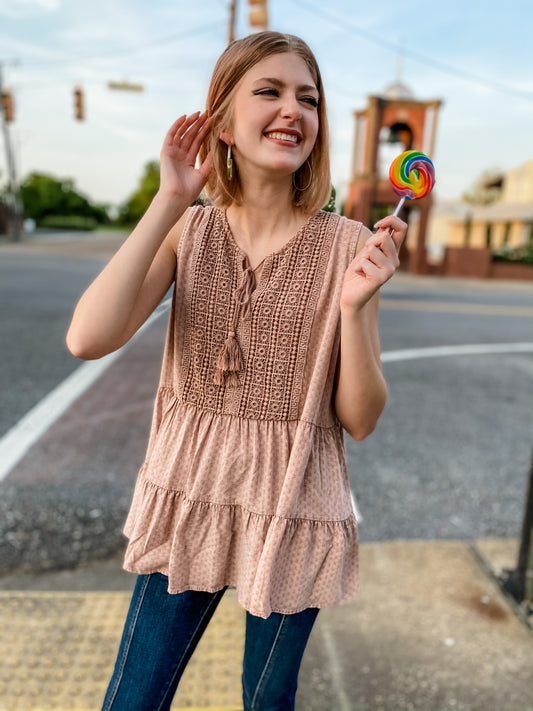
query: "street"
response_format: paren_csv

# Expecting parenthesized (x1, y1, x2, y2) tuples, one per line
(1, 232, 533, 574)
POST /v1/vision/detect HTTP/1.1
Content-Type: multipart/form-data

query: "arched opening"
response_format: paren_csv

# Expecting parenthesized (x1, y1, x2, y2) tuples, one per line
(378, 122, 414, 178)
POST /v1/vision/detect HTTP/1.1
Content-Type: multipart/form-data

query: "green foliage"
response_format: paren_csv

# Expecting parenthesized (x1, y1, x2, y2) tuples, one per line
(493, 243, 533, 265)
(323, 186, 336, 213)
(462, 169, 503, 206)
(19, 173, 109, 226)
(39, 215, 98, 231)
(117, 160, 160, 225)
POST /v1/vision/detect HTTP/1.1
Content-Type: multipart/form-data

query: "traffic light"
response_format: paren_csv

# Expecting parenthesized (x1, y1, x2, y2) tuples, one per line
(248, 0, 268, 30)
(1, 89, 14, 123)
(73, 85, 84, 121)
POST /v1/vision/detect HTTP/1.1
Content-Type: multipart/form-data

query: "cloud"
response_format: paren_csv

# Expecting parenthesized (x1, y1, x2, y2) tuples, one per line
(0, 0, 60, 17)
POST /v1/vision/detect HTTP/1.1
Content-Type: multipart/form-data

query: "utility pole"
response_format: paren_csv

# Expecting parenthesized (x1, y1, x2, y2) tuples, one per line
(228, 0, 237, 44)
(503, 449, 533, 608)
(0, 61, 21, 241)
(515, 451, 533, 602)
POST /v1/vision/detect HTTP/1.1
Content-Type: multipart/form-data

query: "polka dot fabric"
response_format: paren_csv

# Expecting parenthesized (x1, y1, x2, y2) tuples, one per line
(123, 206, 366, 619)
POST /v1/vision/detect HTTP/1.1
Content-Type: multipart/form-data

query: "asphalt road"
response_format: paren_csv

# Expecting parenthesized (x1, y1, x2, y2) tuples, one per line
(1, 231, 532, 574)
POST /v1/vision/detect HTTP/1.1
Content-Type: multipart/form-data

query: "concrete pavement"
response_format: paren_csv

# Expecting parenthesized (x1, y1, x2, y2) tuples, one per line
(1, 538, 532, 710)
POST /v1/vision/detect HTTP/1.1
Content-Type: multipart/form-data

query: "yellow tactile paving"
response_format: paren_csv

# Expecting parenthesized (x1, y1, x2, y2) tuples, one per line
(0, 589, 245, 710)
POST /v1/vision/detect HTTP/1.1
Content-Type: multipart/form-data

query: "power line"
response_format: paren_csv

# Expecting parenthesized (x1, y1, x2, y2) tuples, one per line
(293, 0, 533, 102)
(17, 22, 223, 69)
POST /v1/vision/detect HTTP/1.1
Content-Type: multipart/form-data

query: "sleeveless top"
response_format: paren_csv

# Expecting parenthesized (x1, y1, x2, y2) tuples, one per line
(123, 205, 365, 618)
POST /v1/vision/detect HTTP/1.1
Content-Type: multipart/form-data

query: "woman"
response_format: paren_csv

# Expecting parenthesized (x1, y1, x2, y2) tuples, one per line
(67, 31, 406, 711)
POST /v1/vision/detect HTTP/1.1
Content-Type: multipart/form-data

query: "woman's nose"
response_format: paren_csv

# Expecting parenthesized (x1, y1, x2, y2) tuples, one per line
(281, 94, 301, 120)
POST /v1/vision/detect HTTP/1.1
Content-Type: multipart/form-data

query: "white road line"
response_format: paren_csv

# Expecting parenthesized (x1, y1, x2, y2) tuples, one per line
(353, 342, 533, 527)
(0, 297, 172, 482)
(350, 490, 363, 524)
(320, 622, 352, 711)
(1, 333, 531, 483)
(381, 342, 533, 363)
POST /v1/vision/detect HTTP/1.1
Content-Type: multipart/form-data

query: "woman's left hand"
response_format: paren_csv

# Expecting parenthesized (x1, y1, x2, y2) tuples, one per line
(340, 215, 407, 313)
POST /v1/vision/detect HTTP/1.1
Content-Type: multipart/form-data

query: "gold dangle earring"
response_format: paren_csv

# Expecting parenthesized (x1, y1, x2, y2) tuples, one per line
(292, 159, 313, 192)
(227, 144, 233, 181)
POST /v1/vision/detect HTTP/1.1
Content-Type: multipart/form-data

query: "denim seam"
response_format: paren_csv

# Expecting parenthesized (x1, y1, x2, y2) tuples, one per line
(156, 587, 226, 711)
(250, 614, 288, 710)
(104, 574, 151, 710)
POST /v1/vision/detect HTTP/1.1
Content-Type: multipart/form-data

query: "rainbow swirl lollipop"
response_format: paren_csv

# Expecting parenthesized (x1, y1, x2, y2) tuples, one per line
(389, 150, 435, 215)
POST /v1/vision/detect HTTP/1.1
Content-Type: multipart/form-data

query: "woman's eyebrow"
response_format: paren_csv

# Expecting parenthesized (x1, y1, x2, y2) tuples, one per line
(252, 77, 319, 94)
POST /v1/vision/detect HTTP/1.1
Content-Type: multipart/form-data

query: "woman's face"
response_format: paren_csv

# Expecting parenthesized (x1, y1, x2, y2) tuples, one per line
(223, 52, 320, 182)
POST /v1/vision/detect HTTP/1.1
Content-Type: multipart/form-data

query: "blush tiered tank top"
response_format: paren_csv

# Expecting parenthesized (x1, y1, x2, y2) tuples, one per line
(123, 205, 365, 618)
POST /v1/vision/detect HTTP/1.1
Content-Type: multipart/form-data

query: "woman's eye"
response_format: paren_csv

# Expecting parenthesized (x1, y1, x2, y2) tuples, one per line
(301, 96, 319, 108)
(254, 88, 279, 97)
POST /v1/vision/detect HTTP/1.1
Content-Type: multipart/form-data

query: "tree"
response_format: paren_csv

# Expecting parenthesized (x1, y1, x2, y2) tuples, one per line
(462, 169, 503, 206)
(323, 185, 336, 213)
(118, 160, 160, 225)
(19, 173, 109, 225)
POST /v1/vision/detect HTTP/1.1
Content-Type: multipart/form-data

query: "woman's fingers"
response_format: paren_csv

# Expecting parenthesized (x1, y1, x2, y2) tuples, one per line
(162, 115, 187, 148)
(188, 114, 212, 160)
(358, 258, 381, 281)
(362, 232, 400, 267)
(199, 150, 214, 181)
(172, 112, 205, 152)
(162, 112, 202, 152)
(373, 216, 407, 252)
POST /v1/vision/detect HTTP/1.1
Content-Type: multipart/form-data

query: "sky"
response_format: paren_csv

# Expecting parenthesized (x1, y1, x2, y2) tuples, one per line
(0, 0, 532, 212)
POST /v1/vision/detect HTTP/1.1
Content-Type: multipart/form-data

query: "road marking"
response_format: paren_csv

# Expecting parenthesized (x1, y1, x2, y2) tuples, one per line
(320, 623, 352, 711)
(1, 321, 531, 483)
(0, 297, 172, 482)
(350, 490, 363, 523)
(354, 341, 533, 527)
(380, 298, 533, 317)
(381, 342, 533, 363)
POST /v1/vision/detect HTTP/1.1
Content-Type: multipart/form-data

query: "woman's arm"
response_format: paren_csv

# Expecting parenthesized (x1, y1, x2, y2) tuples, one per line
(66, 113, 213, 360)
(334, 216, 406, 440)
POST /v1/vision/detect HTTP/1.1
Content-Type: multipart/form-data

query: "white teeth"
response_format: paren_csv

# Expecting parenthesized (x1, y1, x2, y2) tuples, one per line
(266, 132, 299, 143)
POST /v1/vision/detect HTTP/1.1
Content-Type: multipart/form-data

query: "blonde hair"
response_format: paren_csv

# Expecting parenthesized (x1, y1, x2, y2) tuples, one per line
(199, 32, 331, 214)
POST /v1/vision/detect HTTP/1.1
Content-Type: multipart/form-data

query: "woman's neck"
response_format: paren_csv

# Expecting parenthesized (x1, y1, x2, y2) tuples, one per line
(226, 176, 309, 263)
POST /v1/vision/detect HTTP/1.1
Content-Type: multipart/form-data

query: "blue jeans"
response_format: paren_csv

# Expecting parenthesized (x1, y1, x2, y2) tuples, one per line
(102, 573, 319, 711)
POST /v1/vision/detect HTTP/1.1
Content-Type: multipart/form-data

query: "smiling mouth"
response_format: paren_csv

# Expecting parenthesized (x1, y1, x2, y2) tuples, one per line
(264, 131, 301, 144)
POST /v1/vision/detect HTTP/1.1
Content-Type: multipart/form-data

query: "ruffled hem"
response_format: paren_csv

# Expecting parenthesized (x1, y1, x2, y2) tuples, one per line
(123, 477, 359, 619)
(123, 389, 358, 618)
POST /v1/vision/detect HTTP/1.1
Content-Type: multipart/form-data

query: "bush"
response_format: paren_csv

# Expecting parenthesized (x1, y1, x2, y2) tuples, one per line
(493, 244, 533, 265)
(39, 215, 97, 231)
(20, 173, 109, 225)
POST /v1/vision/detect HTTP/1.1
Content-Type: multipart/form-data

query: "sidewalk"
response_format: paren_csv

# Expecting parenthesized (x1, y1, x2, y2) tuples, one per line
(1, 538, 532, 711)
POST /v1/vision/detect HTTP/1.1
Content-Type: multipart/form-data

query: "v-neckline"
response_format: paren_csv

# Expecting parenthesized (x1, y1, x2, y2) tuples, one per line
(221, 207, 314, 272)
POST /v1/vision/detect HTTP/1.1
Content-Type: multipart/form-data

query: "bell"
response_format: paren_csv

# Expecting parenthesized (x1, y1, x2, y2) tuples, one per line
(386, 125, 402, 144)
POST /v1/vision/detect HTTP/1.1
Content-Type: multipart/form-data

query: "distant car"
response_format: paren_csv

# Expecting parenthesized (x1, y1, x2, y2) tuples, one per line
(23, 218, 36, 233)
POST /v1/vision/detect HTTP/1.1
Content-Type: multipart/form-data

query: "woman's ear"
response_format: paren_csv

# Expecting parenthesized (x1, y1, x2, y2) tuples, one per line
(219, 128, 233, 146)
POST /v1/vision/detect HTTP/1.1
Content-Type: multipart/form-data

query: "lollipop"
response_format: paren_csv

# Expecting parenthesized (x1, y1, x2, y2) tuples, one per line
(389, 150, 435, 216)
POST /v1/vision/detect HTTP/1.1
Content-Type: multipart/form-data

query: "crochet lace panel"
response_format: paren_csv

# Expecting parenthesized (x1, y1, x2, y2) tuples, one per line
(179, 208, 338, 420)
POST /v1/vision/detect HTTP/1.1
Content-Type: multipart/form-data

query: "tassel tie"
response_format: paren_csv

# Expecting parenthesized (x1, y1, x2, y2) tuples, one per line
(214, 260, 255, 387)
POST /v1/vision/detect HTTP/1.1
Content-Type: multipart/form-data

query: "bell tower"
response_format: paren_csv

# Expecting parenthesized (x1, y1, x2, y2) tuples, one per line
(344, 82, 442, 273)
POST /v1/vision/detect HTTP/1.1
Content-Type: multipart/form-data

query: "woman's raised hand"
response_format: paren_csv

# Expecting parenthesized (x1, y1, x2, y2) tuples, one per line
(340, 215, 407, 313)
(158, 112, 213, 207)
